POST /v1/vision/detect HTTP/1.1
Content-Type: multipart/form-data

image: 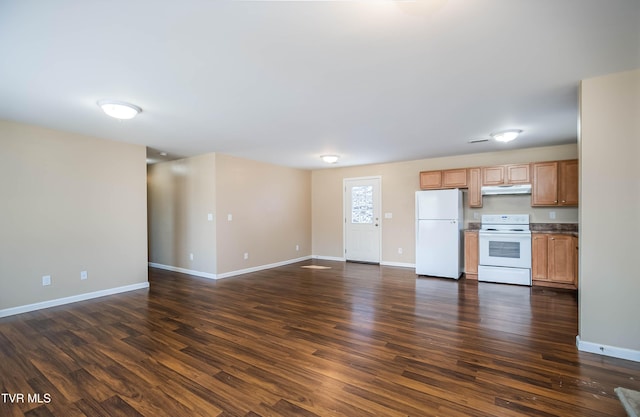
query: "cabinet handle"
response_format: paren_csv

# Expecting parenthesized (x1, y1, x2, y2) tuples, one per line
(562, 200, 566, 203)
(550, 237, 555, 240)
(554, 200, 558, 203)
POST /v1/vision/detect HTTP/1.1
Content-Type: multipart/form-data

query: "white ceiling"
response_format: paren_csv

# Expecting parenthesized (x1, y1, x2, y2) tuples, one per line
(1, 0, 638, 169)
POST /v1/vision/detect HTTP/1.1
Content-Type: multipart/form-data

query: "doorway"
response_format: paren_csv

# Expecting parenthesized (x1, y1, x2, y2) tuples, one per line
(344, 176, 381, 263)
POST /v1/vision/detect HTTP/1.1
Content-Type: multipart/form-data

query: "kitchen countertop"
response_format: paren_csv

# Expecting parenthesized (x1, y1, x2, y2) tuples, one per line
(465, 222, 578, 236)
(531, 223, 578, 237)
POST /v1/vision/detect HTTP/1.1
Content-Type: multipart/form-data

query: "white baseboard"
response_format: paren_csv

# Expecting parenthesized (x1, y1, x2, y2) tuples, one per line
(216, 256, 312, 279)
(150, 256, 314, 281)
(380, 261, 415, 269)
(312, 256, 415, 269)
(312, 255, 346, 262)
(576, 335, 640, 362)
(148, 263, 217, 280)
(0, 282, 150, 318)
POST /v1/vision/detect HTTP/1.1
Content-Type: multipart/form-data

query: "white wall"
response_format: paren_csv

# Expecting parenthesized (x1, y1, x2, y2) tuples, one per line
(578, 69, 640, 356)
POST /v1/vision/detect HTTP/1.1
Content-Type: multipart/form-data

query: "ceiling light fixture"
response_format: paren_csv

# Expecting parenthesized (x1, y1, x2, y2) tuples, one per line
(490, 129, 523, 143)
(97, 99, 142, 120)
(321, 154, 339, 164)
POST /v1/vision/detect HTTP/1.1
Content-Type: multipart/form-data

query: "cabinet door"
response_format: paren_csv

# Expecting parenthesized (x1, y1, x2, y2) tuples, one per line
(531, 234, 549, 280)
(420, 171, 442, 189)
(468, 168, 482, 207)
(482, 166, 505, 185)
(532, 162, 558, 206)
(506, 164, 531, 184)
(558, 160, 578, 206)
(464, 231, 479, 277)
(572, 236, 579, 286)
(548, 235, 575, 284)
(442, 169, 468, 188)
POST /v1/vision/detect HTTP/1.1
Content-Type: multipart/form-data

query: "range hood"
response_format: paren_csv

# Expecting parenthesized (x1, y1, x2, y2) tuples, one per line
(481, 184, 532, 195)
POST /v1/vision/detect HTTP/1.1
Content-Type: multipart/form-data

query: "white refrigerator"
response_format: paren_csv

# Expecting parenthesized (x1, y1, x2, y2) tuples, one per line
(415, 189, 463, 279)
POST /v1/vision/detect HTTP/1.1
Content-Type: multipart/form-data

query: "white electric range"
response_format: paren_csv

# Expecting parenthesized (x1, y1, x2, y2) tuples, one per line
(478, 214, 532, 286)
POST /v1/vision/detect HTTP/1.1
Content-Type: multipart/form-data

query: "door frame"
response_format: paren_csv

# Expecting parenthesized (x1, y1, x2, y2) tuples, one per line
(343, 176, 382, 263)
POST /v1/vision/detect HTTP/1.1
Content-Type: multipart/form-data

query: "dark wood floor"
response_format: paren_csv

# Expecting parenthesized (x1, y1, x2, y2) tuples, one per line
(1, 262, 639, 416)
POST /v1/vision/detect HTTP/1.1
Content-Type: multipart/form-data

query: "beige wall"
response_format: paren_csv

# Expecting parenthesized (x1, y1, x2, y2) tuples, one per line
(147, 153, 217, 275)
(311, 144, 578, 263)
(147, 153, 312, 276)
(215, 154, 312, 275)
(579, 69, 640, 351)
(0, 120, 148, 310)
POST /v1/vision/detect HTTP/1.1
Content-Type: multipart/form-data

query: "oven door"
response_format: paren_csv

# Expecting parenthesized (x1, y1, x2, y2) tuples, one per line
(479, 231, 531, 269)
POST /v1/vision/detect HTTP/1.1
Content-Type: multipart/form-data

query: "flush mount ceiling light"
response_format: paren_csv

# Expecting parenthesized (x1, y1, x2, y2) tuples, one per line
(97, 99, 142, 120)
(490, 129, 523, 143)
(321, 154, 339, 164)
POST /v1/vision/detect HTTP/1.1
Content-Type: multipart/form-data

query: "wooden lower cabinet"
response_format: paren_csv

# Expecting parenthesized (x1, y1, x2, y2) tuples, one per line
(464, 230, 479, 279)
(532, 233, 577, 289)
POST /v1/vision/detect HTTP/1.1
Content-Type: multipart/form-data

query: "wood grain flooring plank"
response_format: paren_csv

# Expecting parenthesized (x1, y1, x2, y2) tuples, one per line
(1, 262, 638, 416)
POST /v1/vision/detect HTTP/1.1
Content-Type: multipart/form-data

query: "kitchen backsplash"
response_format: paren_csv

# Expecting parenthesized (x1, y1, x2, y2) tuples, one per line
(462, 192, 578, 228)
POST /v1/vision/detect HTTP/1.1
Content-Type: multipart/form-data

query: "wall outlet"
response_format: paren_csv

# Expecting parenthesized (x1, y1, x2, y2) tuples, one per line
(549, 211, 556, 220)
(296, 244, 299, 251)
(384, 212, 393, 219)
(207, 213, 213, 221)
(80, 271, 88, 280)
(42, 275, 51, 286)
(227, 214, 233, 221)
(473, 212, 480, 220)
(244, 252, 249, 260)
(189, 253, 194, 261)
(398, 248, 403, 254)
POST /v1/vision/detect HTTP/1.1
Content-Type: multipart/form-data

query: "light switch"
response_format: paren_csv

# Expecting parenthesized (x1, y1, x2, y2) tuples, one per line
(207, 213, 213, 221)
(227, 214, 233, 221)
(384, 213, 393, 219)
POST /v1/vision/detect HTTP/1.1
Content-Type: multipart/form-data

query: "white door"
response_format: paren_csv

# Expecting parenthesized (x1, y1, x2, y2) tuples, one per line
(344, 177, 381, 263)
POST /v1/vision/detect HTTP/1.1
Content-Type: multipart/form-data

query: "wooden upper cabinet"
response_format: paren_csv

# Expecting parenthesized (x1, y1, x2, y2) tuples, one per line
(468, 168, 482, 207)
(420, 169, 467, 190)
(442, 169, 468, 188)
(419, 171, 442, 189)
(506, 164, 531, 184)
(482, 164, 530, 186)
(482, 166, 505, 185)
(532, 162, 559, 205)
(558, 159, 578, 206)
(532, 160, 578, 206)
